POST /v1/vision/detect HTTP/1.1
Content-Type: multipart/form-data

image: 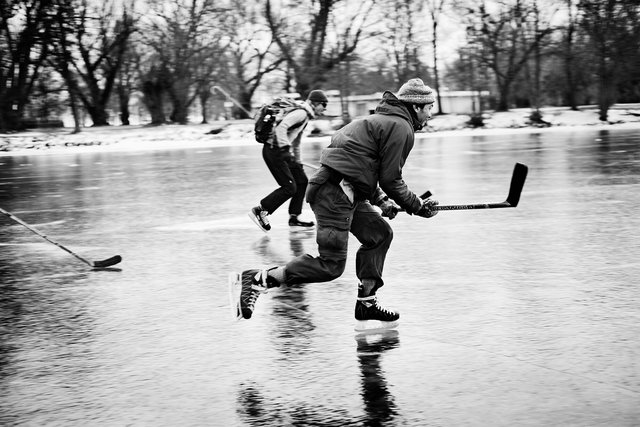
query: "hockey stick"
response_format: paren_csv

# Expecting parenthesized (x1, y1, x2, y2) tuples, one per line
(301, 161, 319, 170)
(302, 161, 528, 211)
(431, 163, 528, 211)
(0, 207, 122, 268)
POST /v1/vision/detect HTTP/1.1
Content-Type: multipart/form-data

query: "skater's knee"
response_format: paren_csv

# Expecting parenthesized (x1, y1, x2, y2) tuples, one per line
(324, 259, 346, 280)
(382, 223, 393, 243)
(282, 181, 297, 197)
(361, 219, 393, 248)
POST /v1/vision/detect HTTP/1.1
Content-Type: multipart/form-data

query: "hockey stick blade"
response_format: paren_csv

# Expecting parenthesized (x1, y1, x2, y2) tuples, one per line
(505, 162, 528, 207)
(1, 206, 122, 269)
(92, 255, 122, 268)
(433, 163, 528, 211)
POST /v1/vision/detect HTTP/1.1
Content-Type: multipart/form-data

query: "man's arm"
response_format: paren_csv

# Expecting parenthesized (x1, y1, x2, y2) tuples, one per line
(274, 109, 307, 149)
(377, 126, 423, 214)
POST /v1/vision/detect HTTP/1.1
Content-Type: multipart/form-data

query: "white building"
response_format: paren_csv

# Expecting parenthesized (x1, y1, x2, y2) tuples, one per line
(327, 90, 489, 118)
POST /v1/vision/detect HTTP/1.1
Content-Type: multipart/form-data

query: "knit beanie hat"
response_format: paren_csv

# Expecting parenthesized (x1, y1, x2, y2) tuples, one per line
(396, 78, 435, 104)
(307, 90, 328, 103)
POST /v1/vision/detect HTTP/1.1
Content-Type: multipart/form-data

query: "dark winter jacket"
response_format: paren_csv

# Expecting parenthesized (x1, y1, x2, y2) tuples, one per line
(319, 91, 423, 214)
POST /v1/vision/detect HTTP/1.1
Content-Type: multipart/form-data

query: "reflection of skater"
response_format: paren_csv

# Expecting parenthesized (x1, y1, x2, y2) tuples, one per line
(249, 90, 329, 232)
(233, 78, 439, 331)
(251, 232, 314, 265)
(356, 330, 400, 424)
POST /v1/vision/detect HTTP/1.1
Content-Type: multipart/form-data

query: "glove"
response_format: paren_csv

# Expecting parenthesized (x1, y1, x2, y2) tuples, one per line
(378, 197, 400, 220)
(416, 197, 439, 218)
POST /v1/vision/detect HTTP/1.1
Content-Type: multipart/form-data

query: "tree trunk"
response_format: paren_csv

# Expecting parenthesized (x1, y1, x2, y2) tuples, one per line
(432, 15, 444, 114)
(564, 0, 578, 110)
(496, 80, 511, 112)
(86, 103, 110, 126)
(170, 99, 189, 124)
(199, 91, 209, 124)
(118, 85, 130, 125)
(142, 80, 166, 125)
(597, 58, 611, 122)
(70, 93, 81, 133)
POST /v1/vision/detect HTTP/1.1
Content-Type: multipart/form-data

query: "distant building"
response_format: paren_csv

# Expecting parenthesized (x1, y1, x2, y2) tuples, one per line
(326, 90, 490, 118)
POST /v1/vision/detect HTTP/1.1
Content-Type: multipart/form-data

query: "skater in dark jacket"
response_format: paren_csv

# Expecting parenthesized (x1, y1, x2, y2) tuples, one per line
(249, 90, 329, 232)
(233, 78, 439, 331)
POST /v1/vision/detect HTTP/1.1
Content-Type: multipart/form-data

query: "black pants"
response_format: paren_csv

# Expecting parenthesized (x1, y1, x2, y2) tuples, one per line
(260, 144, 308, 216)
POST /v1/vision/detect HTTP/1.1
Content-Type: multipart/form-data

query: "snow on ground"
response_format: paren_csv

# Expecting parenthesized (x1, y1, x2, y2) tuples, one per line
(1, 105, 639, 156)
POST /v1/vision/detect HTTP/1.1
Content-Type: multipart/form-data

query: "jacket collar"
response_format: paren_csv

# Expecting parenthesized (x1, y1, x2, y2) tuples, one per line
(302, 101, 316, 119)
(376, 91, 422, 130)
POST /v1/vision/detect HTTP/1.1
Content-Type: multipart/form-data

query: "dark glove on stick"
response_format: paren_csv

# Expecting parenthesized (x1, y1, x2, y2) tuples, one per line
(378, 197, 400, 220)
(416, 197, 439, 218)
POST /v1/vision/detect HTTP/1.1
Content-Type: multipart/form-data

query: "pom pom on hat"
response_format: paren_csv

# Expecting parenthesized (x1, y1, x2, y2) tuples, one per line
(396, 78, 435, 104)
(307, 90, 328, 103)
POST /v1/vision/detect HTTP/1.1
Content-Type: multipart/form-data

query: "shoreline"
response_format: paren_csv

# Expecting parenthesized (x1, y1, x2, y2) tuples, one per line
(2, 116, 640, 158)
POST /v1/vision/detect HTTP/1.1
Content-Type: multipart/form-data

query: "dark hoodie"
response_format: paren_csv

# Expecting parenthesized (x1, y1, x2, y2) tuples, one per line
(319, 91, 423, 214)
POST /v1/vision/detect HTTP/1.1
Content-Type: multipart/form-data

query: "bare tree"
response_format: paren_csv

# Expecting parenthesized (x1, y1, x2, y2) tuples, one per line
(461, 0, 554, 111)
(562, 0, 579, 110)
(220, 0, 285, 119)
(523, 0, 559, 119)
(141, 0, 227, 124)
(0, 0, 53, 131)
(50, 0, 136, 127)
(425, 0, 449, 114)
(579, 0, 640, 121)
(381, 0, 427, 86)
(265, 0, 379, 98)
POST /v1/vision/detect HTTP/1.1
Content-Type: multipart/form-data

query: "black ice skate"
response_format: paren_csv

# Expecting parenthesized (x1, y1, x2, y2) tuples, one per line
(288, 215, 315, 229)
(228, 269, 279, 320)
(249, 206, 271, 232)
(354, 295, 400, 333)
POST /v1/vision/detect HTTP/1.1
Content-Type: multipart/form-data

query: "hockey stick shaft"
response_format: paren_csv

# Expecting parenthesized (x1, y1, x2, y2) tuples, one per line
(302, 161, 528, 211)
(0, 207, 121, 268)
(432, 163, 528, 211)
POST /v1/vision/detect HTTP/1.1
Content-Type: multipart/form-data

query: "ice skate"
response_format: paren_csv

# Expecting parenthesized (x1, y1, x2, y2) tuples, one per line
(288, 215, 315, 230)
(228, 269, 280, 320)
(249, 206, 271, 232)
(354, 295, 399, 333)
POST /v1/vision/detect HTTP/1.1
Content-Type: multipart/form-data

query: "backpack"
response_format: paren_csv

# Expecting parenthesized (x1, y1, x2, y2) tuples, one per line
(254, 97, 306, 144)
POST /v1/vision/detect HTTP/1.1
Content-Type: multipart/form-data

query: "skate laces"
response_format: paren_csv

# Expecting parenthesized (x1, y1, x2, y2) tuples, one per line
(258, 210, 270, 226)
(250, 270, 269, 293)
(358, 295, 395, 315)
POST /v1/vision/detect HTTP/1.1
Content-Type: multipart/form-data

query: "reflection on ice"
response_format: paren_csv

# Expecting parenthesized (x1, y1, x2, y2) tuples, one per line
(1, 128, 640, 425)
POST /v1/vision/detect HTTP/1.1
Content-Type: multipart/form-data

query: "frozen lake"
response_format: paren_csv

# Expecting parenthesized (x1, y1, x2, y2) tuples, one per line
(1, 126, 639, 426)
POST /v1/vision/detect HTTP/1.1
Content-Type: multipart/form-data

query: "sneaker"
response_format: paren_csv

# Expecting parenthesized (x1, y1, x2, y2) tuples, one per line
(288, 216, 315, 228)
(249, 206, 271, 232)
(239, 269, 280, 319)
(354, 295, 399, 332)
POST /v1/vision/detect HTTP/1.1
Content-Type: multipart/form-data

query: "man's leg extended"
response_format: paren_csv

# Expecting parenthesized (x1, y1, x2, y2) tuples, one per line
(282, 181, 354, 285)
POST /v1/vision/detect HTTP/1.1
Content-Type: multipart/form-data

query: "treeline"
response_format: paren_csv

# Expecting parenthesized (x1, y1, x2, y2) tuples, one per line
(1, 0, 638, 132)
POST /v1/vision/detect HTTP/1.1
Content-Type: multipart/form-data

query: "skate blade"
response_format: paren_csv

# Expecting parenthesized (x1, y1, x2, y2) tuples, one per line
(248, 213, 269, 233)
(354, 319, 399, 334)
(227, 272, 242, 321)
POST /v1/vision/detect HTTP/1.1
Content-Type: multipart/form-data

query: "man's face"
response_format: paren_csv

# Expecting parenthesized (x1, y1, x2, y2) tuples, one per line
(415, 104, 434, 126)
(312, 101, 327, 116)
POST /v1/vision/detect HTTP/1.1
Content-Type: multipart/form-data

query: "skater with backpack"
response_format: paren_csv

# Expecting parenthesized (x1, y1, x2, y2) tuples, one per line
(231, 78, 439, 332)
(249, 90, 329, 232)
